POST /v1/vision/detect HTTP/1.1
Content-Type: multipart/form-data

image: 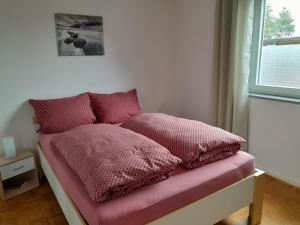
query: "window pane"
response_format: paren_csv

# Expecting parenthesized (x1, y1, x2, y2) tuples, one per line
(259, 0, 300, 89)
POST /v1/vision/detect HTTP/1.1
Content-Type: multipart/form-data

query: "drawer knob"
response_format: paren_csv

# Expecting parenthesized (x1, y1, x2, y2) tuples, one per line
(13, 165, 25, 171)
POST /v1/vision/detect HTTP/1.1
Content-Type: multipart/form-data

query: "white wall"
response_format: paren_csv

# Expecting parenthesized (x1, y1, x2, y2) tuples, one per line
(173, 0, 300, 187)
(174, 0, 219, 125)
(249, 98, 300, 187)
(0, 0, 179, 154)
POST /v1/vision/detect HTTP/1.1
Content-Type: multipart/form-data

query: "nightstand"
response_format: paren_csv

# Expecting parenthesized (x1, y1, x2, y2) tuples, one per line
(0, 151, 39, 201)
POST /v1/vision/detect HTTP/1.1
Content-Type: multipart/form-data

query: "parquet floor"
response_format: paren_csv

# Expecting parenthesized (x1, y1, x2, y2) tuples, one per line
(0, 181, 67, 225)
(0, 175, 299, 225)
(217, 175, 300, 225)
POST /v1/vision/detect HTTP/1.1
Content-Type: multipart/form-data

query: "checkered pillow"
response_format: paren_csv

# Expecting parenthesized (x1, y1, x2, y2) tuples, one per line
(29, 93, 96, 133)
(89, 89, 142, 124)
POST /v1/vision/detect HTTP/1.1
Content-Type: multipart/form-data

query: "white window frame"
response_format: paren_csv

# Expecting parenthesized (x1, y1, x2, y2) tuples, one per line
(249, 0, 300, 100)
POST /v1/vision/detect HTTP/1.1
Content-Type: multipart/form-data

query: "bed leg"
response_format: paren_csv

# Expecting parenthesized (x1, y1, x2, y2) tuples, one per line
(249, 170, 265, 225)
(36, 144, 45, 180)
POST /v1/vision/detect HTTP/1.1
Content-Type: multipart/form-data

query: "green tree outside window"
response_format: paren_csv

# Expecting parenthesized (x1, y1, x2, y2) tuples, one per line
(263, 4, 295, 39)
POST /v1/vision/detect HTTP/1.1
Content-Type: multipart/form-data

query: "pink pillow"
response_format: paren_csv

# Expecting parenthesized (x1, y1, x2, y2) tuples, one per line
(89, 89, 142, 124)
(29, 94, 96, 133)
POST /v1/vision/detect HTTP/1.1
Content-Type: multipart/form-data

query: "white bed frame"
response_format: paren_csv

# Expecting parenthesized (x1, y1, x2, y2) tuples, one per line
(37, 144, 265, 225)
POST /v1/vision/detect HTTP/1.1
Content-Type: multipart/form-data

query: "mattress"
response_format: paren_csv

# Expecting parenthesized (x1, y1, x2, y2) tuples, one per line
(39, 133, 255, 225)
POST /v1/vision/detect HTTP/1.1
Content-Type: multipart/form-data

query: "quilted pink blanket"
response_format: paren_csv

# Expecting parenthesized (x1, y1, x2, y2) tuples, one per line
(51, 124, 182, 202)
(121, 113, 245, 168)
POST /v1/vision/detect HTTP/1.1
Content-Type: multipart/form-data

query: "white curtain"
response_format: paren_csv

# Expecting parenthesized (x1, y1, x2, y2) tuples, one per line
(217, 0, 254, 149)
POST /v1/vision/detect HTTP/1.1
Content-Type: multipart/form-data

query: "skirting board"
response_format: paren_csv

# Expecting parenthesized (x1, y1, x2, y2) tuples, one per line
(256, 164, 300, 189)
(37, 144, 265, 225)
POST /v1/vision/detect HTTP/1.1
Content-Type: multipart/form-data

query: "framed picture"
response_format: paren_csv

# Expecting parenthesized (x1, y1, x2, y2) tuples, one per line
(55, 13, 104, 56)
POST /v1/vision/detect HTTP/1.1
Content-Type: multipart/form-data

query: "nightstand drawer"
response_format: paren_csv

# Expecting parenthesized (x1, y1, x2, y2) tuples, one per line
(0, 157, 35, 181)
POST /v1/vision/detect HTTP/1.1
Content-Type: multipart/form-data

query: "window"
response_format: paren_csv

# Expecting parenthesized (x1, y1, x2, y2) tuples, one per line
(250, 0, 300, 99)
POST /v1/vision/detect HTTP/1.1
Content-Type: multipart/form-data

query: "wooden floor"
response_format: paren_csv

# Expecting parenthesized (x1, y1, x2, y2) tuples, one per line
(0, 175, 299, 225)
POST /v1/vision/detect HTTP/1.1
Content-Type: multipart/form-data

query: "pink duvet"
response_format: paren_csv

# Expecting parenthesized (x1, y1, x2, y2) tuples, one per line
(51, 124, 182, 202)
(121, 113, 244, 168)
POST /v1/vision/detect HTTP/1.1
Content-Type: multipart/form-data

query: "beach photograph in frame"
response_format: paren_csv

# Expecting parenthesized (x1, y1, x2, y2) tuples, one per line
(55, 13, 104, 56)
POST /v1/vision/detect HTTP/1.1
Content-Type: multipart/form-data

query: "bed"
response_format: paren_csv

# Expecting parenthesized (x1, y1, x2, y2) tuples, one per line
(37, 132, 264, 225)
(30, 92, 264, 225)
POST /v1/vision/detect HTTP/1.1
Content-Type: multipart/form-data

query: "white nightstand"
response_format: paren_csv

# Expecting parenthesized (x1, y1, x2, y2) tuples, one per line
(0, 151, 39, 201)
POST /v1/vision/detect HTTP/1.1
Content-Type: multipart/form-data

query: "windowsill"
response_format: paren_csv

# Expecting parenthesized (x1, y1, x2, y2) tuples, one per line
(249, 93, 300, 104)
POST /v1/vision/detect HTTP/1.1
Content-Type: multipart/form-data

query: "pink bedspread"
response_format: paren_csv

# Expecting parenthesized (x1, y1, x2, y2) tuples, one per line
(51, 124, 181, 202)
(121, 113, 244, 168)
(39, 133, 254, 225)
